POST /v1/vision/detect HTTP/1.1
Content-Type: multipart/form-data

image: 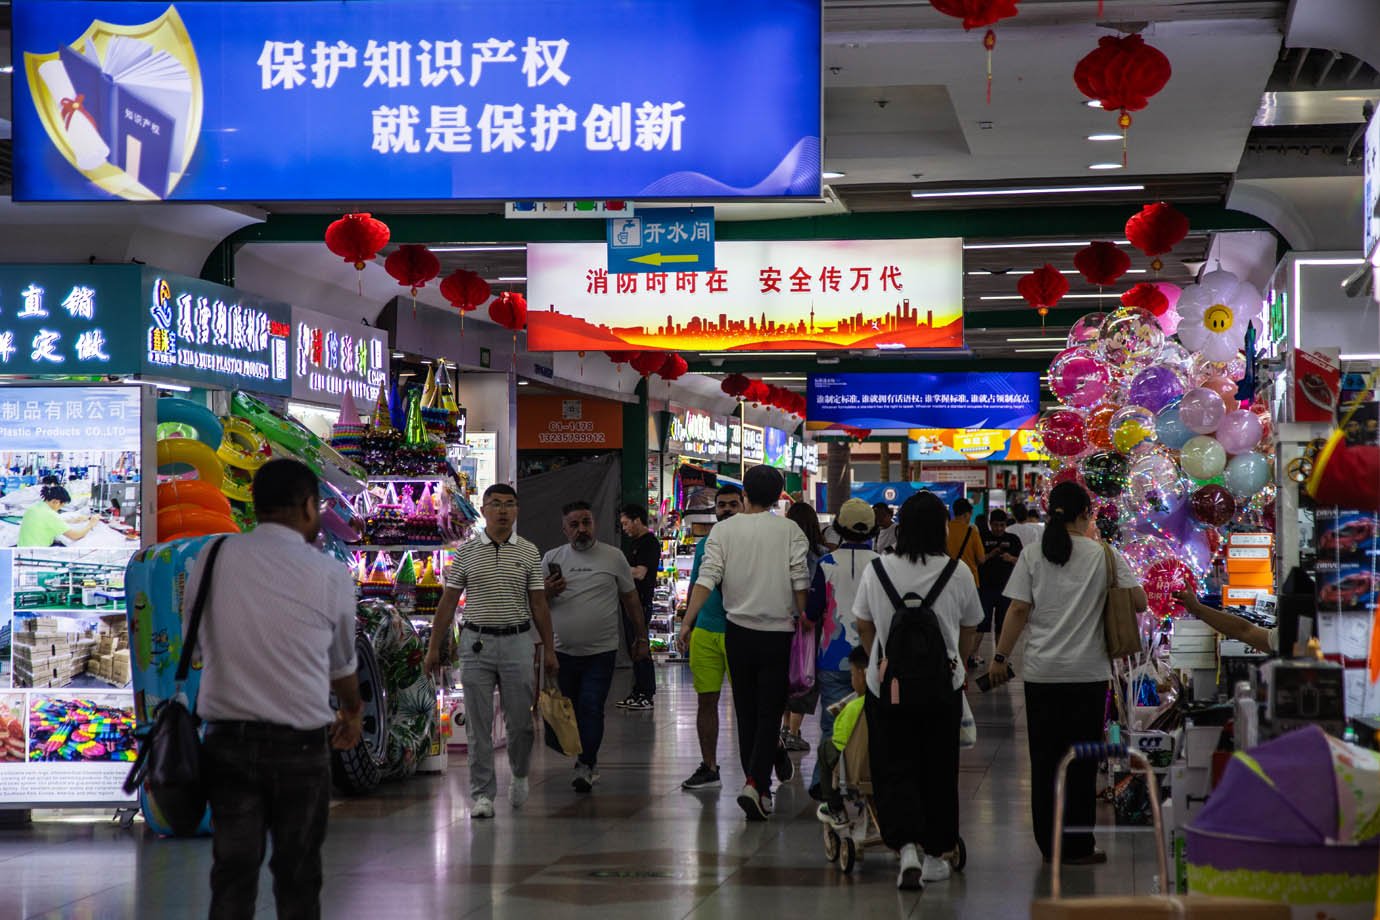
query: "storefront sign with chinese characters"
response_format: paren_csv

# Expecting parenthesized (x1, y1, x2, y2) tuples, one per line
(0, 385, 140, 451)
(144, 272, 291, 395)
(808, 372, 1040, 432)
(290, 307, 388, 404)
(0, 266, 142, 375)
(728, 423, 766, 465)
(666, 406, 729, 462)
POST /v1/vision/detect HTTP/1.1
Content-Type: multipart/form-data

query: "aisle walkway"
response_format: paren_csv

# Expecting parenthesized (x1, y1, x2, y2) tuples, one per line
(0, 666, 1160, 918)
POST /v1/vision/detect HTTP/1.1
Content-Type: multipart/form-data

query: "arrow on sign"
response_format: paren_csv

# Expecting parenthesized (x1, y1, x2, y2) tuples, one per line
(628, 252, 701, 267)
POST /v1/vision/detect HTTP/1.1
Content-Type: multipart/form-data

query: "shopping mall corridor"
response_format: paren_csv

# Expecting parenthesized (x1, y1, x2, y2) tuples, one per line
(0, 665, 1161, 919)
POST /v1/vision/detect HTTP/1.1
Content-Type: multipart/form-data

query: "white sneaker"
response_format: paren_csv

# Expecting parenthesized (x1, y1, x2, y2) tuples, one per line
(510, 776, 530, 810)
(897, 843, 924, 891)
(572, 763, 599, 794)
(736, 783, 768, 821)
(922, 854, 952, 883)
(760, 791, 774, 816)
(471, 796, 495, 819)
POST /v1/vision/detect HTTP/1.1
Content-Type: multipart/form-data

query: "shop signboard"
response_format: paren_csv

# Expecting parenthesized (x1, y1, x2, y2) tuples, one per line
(142, 271, 292, 395)
(665, 407, 729, 462)
(608, 207, 715, 275)
(527, 238, 964, 353)
(11, 0, 821, 202)
(728, 423, 766, 465)
(290, 307, 388, 405)
(516, 395, 623, 450)
(906, 428, 1050, 462)
(763, 426, 794, 471)
(0, 265, 143, 375)
(807, 372, 1040, 432)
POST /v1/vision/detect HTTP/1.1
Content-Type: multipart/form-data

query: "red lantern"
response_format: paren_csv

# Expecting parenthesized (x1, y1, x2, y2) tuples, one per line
(489, 291, 528, 331)
(1073, 241, 1131, 287)
(438, 269, 490, 313)
(656, 353, 689, 381)
(383, 244, 440, 296)
(629, 351, 667, 377)
(744, 380, 771, 405)
(1074, 33, 1171, 165)
(929, 0, 1021, 102)
(721, 373, 750, 398)
(325, 212, 390, 270)
(605, 350, 637, 365)
(1016, 264, 1069, 326)
(1121, 281, 1169, 316)
(1125, 201, 1189, 271)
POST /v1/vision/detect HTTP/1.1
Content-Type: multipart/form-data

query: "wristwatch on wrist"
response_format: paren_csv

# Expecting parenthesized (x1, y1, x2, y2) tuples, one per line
(993, 653, 1007, 664)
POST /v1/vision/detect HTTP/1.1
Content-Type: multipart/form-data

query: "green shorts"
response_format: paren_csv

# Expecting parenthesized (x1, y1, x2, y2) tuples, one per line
(689, 627, 729, 694)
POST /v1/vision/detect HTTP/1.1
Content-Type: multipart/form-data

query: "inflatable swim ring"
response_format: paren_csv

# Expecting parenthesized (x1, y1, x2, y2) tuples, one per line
(156, 481, 232, 518)
(156, 398, 223, 449)
(217, 416, 269, 471)
(230, 391, 366, 490)
(156, 505, 240, 542)
(156, 438, 223, 484)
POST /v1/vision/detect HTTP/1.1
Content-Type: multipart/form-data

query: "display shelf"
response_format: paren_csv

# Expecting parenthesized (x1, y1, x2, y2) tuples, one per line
(352, 544, 451, 553)
(366, 475, 451, 483)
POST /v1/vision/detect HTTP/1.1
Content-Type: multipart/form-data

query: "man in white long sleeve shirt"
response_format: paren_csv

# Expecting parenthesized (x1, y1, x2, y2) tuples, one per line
(685, 465, 809, 821)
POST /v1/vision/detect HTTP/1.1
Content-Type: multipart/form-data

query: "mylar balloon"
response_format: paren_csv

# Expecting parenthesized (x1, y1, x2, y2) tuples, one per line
(1215, 409, 1263, 456)
(1180, 435, 1228, 481)
(1048, 347, 1111, 409)
(1144, 558, 1197, 618)
(1110, 405, 1157, 454)
(1127, 365, 1186, 413)
(1038, 409, 1087, 458)
(1082, 450, 1131, 497)
(1176, 269, 1263, 364)
(1222, 451, 1270, 499)
(1189, 484, 1236, 527)
(1178, 387, 1227, 435)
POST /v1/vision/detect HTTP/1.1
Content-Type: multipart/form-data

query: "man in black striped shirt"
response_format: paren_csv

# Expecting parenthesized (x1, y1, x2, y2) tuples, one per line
(425, 483, 557, 819)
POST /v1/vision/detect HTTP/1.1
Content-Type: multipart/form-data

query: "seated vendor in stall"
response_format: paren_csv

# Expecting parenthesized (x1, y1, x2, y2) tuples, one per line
(17, 486, 97, 547)
(1175, 590, 1275, 655)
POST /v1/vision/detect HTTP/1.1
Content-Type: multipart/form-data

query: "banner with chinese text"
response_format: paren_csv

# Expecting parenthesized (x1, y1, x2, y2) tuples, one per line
(527, 239, 963, 353)
(807, 372, 1040, 432)
(906, 428, 1050, 462)
(12, 0, 821, 202)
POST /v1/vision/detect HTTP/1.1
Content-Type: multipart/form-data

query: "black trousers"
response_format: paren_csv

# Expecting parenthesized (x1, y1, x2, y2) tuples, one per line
(979, 586, 1011, 637)
(204, 721, 332, 920)
(623, 602, 657, 697)
(723, 620, 791, 793)
(1024, 680, 1107, 861)
(865, 689, 962, 856)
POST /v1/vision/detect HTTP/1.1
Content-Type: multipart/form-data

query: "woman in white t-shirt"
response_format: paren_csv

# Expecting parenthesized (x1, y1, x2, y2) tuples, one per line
(854, 491, 983, 892)
(987, 481, 1147, 866)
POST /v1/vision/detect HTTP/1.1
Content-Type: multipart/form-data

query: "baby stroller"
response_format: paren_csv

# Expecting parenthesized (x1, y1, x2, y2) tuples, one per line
(820, 713, 967, 875)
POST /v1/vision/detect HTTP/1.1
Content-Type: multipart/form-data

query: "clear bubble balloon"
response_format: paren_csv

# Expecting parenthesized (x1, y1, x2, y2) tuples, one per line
(1110, 405, 1157, 454)
(1202, 375, 1242, 412)
(1037, 409, 1087, 458)
(1189, 484, 1236, 527)
(1067, 312, 1109, 349)
(1099, 307, 1165, 370)
(1180, 435, 1228, 481)
(1085, 405, 1117, 451)
(1082, 450, 1130, 497)
(1129, 451, 1187, 515)
(1048, 347, 1112, 409)
(1127, 365, 1186, 414)
(1155, 406, 1194, 450)
(1157, 340, 1196, 377)
(1178, 387, 1227, 435)
(1222, 451, 1271, 499)
(1216, 409, 1263, 456)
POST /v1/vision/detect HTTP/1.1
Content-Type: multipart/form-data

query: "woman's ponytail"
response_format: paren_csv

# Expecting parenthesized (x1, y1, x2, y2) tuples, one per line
(1042, 481, 1091, 566)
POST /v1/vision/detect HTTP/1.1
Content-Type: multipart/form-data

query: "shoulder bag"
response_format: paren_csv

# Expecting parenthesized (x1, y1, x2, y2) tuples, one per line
(1101, 542, 1143, 659)
(123, 536, 227, 837)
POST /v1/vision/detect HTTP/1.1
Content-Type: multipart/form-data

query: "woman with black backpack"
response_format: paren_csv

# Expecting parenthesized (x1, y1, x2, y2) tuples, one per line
(854, 491, 983, 892)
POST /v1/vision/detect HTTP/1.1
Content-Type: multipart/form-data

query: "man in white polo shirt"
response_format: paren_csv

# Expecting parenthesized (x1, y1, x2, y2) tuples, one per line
(190, 458, 363, 918)
(425, 483, 557, 819)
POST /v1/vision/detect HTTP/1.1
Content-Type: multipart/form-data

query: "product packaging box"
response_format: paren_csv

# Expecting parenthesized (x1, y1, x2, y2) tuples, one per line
(1314, 561, 1379, 613)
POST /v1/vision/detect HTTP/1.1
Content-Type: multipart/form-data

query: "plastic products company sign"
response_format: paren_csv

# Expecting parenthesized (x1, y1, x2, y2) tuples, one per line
(0, 386, 141, 452)
(12, 0, 821, 202)
(807, 373, 1041, 432)
(291, 307, 388, 404)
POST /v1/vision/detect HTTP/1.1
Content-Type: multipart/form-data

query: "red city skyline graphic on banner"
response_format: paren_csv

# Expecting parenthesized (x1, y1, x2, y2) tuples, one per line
(525, 239, 965, 352)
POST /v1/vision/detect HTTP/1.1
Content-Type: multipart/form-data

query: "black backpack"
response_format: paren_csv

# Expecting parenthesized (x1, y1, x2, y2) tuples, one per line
(870, 556, 960, 709)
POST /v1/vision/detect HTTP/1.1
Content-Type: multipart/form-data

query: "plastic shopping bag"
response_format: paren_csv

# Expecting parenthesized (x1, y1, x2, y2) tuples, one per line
(539, 689, 582, 757)
(959, 692, 977, 749)
(788, 616, 817, 699)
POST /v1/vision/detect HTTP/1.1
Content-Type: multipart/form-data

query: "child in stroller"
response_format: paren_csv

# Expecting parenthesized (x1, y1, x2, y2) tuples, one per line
(815, 647, 869, 828)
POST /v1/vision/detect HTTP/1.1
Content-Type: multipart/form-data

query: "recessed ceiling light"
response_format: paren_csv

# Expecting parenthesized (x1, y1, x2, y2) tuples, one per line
(911, 183, 1142, 199)
(430, 244, 527, 253)
(1088, 163, 1125, 170)
(1013, 346, 1071, 353)
(822, 171, 846, 179)
(1084, 99, 1105, 108)
(1007, 336, 1069, 343)
(0, 66, 13, 75)
(1086, 134, 1122, 142)
(517, 380, 530, 386)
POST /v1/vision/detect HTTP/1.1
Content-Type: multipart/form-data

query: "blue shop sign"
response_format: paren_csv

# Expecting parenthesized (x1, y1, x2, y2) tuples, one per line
(807, 372, 1041, 431)
(12, 0, 822, 202)
(0, 265, 143, 375)
(608, 207, 715, 274)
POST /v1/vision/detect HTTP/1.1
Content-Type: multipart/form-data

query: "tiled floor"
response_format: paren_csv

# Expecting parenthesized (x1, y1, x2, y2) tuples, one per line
(0, 660, 1160, 918)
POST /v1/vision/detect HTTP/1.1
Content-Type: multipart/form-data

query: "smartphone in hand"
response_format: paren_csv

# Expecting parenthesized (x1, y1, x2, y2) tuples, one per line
(547, 562, 562, 579)
(975, 664, 1015, 692)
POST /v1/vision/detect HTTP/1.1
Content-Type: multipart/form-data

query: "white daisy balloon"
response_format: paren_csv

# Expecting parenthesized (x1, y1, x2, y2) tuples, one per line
(1175, 270, 1263, 364)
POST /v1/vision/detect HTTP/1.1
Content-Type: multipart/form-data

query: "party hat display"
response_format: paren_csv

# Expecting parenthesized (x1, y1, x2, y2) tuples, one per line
(421, 365, 438, 408)
(330, 388, 367, 461)
(404, 388, 429, 447)
(371, 385, 392, 430)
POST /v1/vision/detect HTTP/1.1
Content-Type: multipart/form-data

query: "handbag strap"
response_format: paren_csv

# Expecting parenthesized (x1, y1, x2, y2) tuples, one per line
(958, 527, 972, 559)
(176, 536, 227, 685)
(1099, 541, 1117, 596)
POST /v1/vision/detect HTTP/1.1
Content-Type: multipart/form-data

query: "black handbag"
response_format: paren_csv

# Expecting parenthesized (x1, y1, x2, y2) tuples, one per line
(122, 536, 227, 837)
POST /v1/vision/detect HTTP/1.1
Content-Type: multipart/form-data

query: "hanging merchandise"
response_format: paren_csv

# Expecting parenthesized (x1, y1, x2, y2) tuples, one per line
(1074, 33, 1172, 165)
(1125, 201, 1190, 272)
(325, 212, 391, 290)
(1016, 263, 1070, 327)
(1074, 240, 1132, 287)
(927, 0, 1021, 102)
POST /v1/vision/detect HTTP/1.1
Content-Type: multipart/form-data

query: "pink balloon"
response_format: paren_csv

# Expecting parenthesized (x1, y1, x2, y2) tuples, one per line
(1156, 306, 1181, 336)
(1178, 387, 1226, 435)
(1215, 409, 1263, 455)
(1153, 282, 1182, 312)
(1203, 375, 1242, 412)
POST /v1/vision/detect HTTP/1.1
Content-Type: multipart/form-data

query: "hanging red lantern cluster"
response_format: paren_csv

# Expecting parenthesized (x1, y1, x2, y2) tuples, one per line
(1016, 263, 1070, 326)
(1121, 281, 1169, 316)
(1073, 241, 1131, 287)
(605, 350, 638, 366)
(1074, 33, 1171, 165)
(929, 0, 1021, 103)
(439, 269, 490, 314)
(719, 374, 805, 417)
(629, 351, 668, 377)
(720, 373, 751, 398)
(1125, 201, 1189, 272)
(325, 212, 391, 270)
(384, 244, 440, 296)
(657, 353, 689, 381)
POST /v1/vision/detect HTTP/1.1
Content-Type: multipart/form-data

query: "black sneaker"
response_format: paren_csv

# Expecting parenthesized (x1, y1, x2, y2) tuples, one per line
(615, 694, 639, 709)
(774, 744, 795, 783)
(681, 763, 722, 790)
(622, 693, 653, 711)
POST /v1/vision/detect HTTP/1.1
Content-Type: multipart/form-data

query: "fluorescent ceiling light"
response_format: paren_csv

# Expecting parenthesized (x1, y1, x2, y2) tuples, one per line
(517, 380, 530, 386)
(968, 268, 1146, 276)
(0, 66, 13, 76)
(761, 376, 807, 381)
(497, 276, 527, 282)
(1007, 336, 1069, 343)
(822, 171, 846, 179)
(698, 351, 817, 357)
(391, 352, 405, 358)
(963, 240, 1129, 250)
(1087, 134, 1122, 141)
(911, 183, 1142, 199)
(1085, 99, 1105, 108)
(980, 293, 1123, 301)
(1088, 163, 1124, 170)
(1341, 353, 1380, 360)
(1013, 347, 1070, 353)
(430, 245, 527, 253)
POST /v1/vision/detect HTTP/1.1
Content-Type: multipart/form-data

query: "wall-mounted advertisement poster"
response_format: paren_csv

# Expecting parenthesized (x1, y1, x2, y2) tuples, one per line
(807, 372, 1040, 433)
(527, 238, 964, 353)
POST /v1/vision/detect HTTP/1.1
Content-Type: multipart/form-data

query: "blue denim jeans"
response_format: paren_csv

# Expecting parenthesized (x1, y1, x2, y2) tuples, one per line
(556, 649, 617, 767)
(810, 667, 857, 791)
